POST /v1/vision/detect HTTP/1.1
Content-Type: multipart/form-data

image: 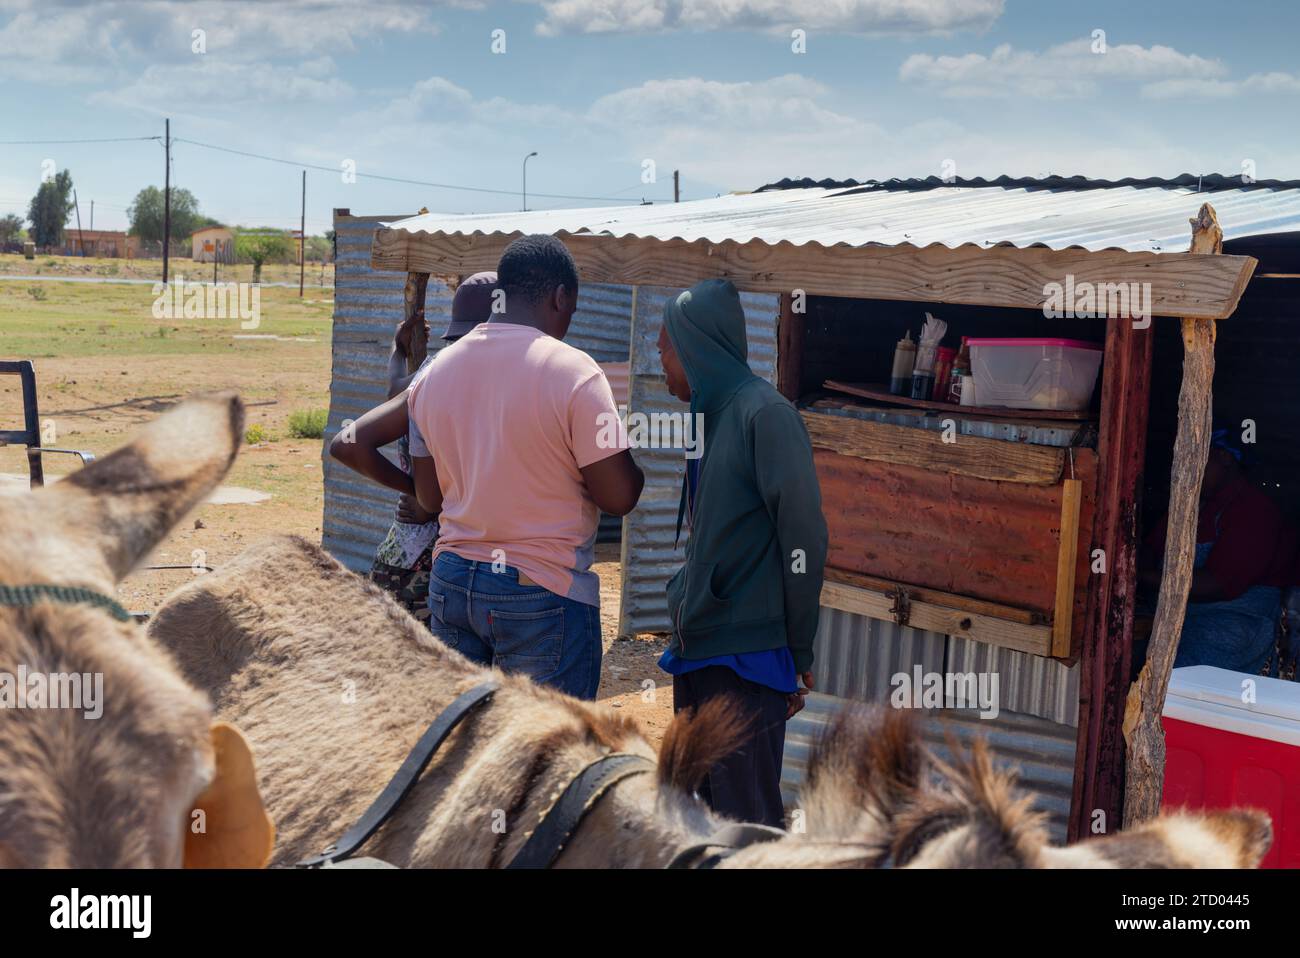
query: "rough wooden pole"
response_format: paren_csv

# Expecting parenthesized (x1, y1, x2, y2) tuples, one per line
(402, 271, 430, 375)
(1121, 202, 1221, 826)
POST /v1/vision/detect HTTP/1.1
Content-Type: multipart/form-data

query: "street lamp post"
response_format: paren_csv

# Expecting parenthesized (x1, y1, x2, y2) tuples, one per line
(522, 151, 538, 212)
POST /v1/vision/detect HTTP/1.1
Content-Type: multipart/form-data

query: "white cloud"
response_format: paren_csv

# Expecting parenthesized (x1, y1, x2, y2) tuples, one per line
(90, 58, 355, 118)
(0, 0, 451, 82)
(532, 0, 1003, 37)
(1143, 71, 1300, 99)
(900, 37, 1226, 98)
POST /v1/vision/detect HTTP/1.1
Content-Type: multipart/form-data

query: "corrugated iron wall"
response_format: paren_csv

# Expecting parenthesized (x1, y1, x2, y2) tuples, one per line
(618, 285, 780, 636)
(323, 211, 635, 572)
(323, 212, 454, 572)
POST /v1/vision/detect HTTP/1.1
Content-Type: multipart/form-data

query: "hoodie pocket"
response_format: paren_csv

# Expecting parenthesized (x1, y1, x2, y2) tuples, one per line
(677, 562, 732, 633)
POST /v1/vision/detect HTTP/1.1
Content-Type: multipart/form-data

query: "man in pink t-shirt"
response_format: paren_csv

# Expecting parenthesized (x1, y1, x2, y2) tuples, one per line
(407, 234, 644, 698)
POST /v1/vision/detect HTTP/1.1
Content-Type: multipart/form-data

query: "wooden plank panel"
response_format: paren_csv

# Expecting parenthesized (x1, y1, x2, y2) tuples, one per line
(372, 228, 1257, 320)
(824, 567, 1046, 625)
(821, 580, 1053, 656)
(816, 448, 1096, 617)
(803, 410, 1065, 484)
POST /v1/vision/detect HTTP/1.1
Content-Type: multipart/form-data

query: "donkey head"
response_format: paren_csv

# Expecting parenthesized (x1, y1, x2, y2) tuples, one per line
(722, 706, 1271, 868)
(780, 701, 1268, 868)
(0, 393, 273, 868)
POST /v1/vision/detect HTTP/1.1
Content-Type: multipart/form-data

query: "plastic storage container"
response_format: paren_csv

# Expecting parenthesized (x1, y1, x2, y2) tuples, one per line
(1162, 666, 1300, 869)
(966, 338, 1102, 411)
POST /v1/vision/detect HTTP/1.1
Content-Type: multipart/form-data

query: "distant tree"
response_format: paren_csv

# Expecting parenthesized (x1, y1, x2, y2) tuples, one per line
(304, 234, 331, 262)
(0, 213, 23, 245)
(235, 229, 291, 283)
(127, 186, 204, 243)
(27, 170, 74, 247)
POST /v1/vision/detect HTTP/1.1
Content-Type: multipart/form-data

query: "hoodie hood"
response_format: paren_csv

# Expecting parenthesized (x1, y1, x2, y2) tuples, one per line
(664, 279, 757, 545)
(662, 279, 754, 416)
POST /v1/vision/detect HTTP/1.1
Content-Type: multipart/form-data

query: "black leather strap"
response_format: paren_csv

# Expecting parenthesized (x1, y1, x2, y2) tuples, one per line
(665, 822, 788, 869)
(506, 753, 654, 869)
(297, 680, 499, 867)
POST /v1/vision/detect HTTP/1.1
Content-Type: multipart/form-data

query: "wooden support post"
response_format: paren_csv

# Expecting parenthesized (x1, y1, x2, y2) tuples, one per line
(402, 271, 430, 375)
(1068, 309, 1153, 841)
(1052, 477, 1084, 657)
(776, 292, 804, 401)
(1121, 203, 1222, 827)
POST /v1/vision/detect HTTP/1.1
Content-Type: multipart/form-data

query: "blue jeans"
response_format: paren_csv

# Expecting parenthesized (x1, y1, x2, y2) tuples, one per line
(427, 552, 602, 699)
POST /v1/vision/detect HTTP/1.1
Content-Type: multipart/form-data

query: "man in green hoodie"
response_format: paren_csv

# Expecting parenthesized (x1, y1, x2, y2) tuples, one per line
(657, 278, 828, 827)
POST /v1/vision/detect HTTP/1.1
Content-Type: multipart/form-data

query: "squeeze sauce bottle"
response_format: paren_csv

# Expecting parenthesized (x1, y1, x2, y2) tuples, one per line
(889, 331, 917, 396)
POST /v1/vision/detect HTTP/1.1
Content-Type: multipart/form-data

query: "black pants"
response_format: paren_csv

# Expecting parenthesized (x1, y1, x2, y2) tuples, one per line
(672, 666, 788, 828)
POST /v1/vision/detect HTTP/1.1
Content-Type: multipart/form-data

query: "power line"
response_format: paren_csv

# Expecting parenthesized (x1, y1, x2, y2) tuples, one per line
(172, 136, 669, 205)
(0, 136, 161, 145)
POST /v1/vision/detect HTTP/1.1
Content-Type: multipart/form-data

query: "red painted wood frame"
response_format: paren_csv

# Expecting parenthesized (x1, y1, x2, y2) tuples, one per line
(1068, 317, 1153, 841)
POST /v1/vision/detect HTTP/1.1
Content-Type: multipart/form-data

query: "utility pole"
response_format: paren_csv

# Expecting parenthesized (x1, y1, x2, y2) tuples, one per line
(162, 117, 171, 284)
(673, 169, 680, 203)
(299, 169, 306, 297)
(89, 200, 94, 231)
(72, 189, 84, 256)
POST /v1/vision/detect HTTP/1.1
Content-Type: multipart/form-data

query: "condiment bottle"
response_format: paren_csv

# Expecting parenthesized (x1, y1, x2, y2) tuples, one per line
(931, 346, 956, 402)
(948, 336, 971, 404)
(889, 331, 916, 395)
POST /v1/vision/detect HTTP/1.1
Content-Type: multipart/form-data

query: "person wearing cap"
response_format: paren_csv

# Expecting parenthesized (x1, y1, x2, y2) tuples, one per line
(1139, 428, 1294, 674)
(328, 272, 497, 624)
(407, 235, 644, 700)
(654, 278, 828, 827)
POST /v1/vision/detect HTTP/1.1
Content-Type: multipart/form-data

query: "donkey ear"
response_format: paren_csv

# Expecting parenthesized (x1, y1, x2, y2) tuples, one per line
(48, 393, 244, 583)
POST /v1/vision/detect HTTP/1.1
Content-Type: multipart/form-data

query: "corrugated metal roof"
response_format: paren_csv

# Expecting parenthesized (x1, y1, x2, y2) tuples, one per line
(382, 180, 1300, 255)
(323, 211, 634, 574)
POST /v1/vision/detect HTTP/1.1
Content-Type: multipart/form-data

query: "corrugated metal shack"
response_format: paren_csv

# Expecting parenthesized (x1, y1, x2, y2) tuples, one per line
(350, 176, 1300, 841)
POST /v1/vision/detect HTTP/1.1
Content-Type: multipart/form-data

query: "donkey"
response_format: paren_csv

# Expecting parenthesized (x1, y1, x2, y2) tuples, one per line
(0, 393, 272, 868)
(0, 394, 1270, 868)
(148, 533, 1271, 869)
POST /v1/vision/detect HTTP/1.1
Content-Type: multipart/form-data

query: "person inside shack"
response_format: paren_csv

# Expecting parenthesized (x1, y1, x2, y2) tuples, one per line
(1138, 428, 1295, 675)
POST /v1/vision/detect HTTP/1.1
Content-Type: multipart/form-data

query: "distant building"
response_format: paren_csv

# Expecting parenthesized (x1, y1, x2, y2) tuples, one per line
(191, 225, 234, 263)
(64, 230, 134, 258)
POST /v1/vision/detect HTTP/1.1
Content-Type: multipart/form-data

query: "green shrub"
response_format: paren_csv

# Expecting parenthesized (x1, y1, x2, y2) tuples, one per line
(244, 423, 271, 444)
(27, 286, 47, 301)
(287, 408, 328, 439)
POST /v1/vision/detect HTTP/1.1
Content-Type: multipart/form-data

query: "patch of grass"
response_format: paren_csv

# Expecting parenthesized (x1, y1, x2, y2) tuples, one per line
(0, 280, 331, 358)
(287, 408, 328, 439)
(244, 423, 272, 444)
(27, 286, 47, 301)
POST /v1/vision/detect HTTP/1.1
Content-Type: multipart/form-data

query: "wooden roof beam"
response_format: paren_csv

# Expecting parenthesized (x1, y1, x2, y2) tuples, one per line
(372, 227, 1258, 320)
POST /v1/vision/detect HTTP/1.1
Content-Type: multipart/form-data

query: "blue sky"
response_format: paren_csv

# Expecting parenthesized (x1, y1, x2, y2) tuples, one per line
(1, 0, 1297, 234)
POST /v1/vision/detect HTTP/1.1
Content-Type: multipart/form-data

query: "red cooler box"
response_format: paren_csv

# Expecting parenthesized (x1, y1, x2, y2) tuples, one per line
(1162, 665, 1300, 868)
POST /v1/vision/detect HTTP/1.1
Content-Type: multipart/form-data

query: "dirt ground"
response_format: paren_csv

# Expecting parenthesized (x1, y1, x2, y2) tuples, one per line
(0, 263, 675, 744)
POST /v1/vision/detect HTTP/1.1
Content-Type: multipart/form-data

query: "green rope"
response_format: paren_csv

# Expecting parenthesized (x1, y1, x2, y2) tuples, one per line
(0, 583, 133, 622)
